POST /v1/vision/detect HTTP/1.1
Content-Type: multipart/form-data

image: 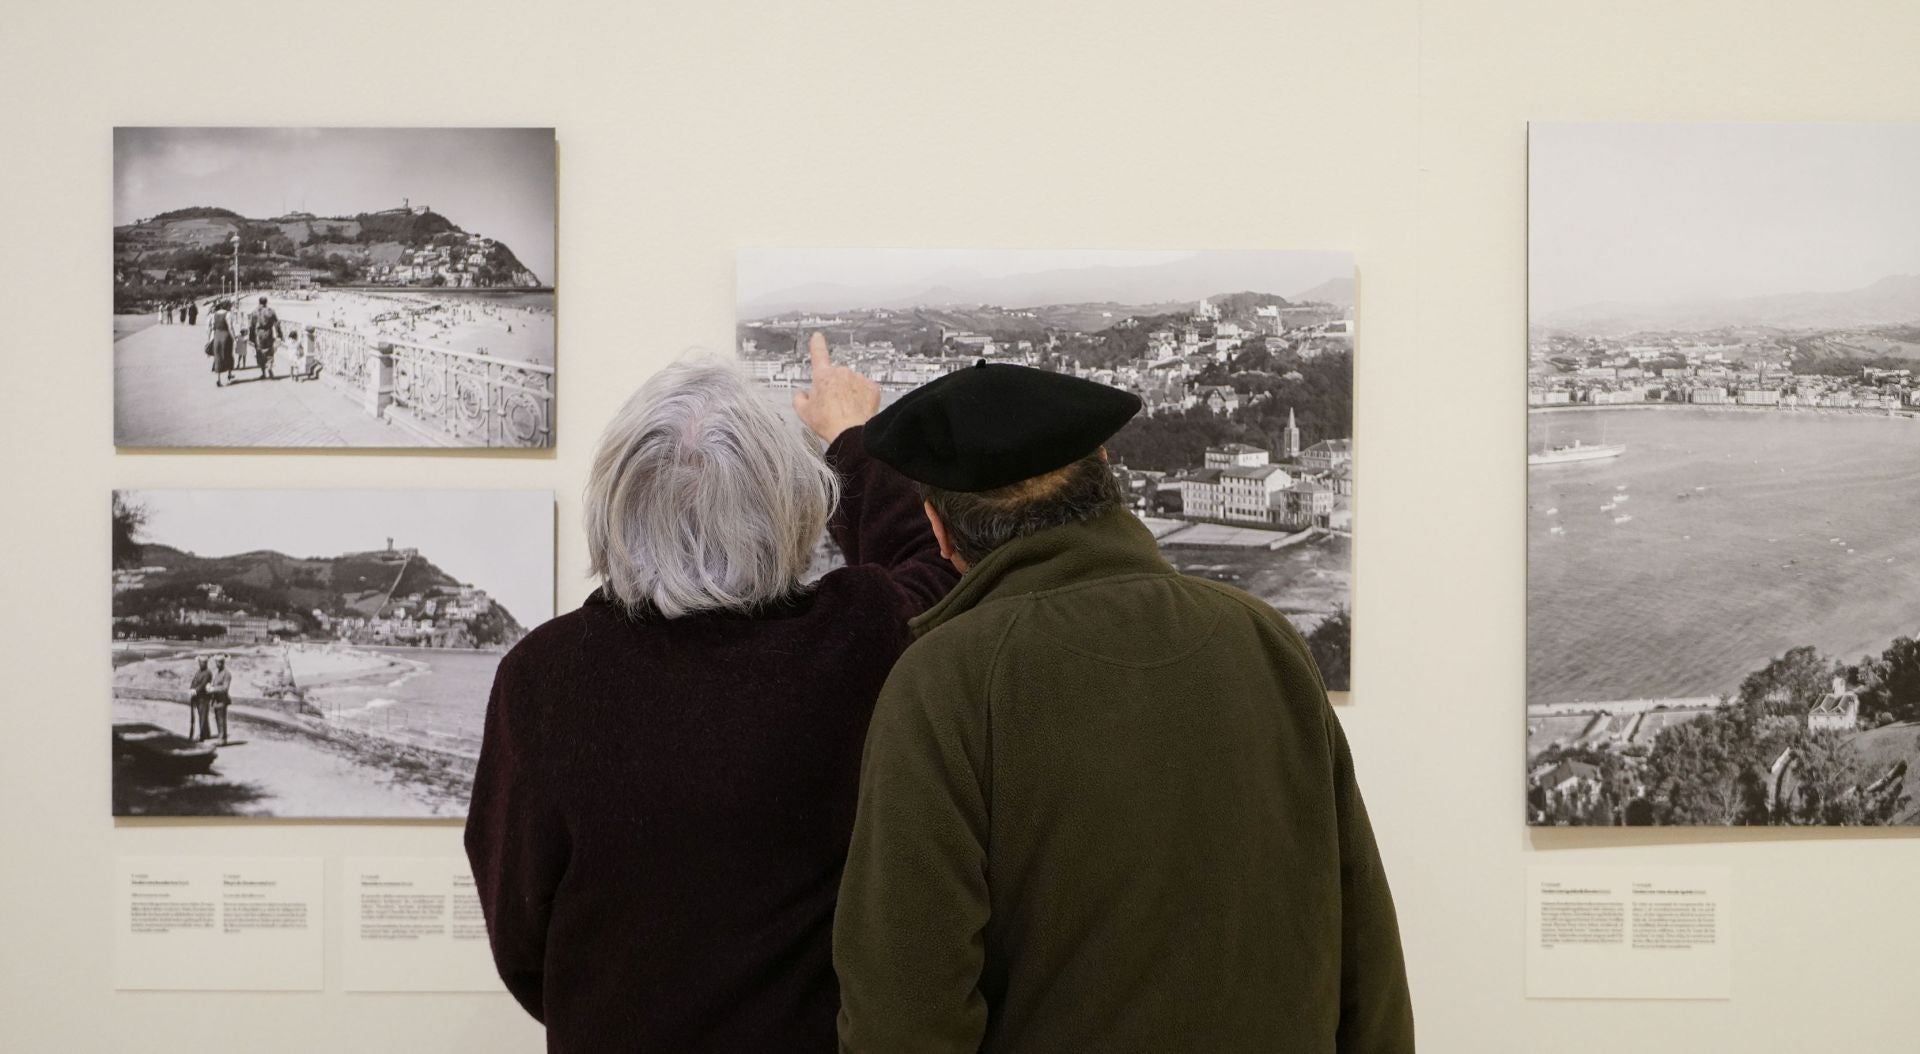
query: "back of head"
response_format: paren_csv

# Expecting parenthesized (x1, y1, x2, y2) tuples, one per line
(921, 454, 1126, 566)
(585, 355, 839, 618)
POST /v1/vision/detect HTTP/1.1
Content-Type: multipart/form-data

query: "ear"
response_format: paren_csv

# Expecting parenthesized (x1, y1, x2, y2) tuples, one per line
(922, 501, 969, 573)
(1097, 445, 1111, 463)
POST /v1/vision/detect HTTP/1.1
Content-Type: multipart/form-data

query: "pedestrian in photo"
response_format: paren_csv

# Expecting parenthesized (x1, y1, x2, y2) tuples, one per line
(207, 300, 235, 386)
(251, 296, 279, 378)
(832, 362, 1413, 1053)
(187, 656, 211, 741)
(186, 300, 198, 327)
(289, 335, 321, 383)
(286, 338, 311, 382)
(466, 338, 956, 1051)
(232, 304, 252, 372)
(206, 655, 232, 744)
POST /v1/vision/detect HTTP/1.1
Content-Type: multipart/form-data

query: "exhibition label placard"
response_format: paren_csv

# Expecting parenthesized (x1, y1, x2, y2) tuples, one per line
(115, 856, 324, 991)
(342, 857, 502, 992)
(1526, 865, 1731, 1000)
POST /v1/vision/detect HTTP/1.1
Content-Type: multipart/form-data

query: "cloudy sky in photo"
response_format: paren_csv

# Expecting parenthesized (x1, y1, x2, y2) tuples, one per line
(1530, 122, 1920, 315)
(122, 489, 554, 628)
(115, 127, 556, 283)
(738, 248, 1353, 318)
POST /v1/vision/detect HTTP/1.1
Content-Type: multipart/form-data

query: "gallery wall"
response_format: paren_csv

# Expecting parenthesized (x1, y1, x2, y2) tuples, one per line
(3, 0, 1918, 1050)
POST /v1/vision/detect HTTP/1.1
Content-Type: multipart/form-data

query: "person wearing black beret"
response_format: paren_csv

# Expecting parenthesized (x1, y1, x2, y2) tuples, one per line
(834, 353, 1414, 1052)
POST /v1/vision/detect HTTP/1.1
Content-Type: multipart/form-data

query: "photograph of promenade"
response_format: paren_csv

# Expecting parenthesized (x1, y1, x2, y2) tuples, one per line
(113, 128, 556, 448)
(111, 489, 553, 818)
(1527, 122, 1920, 826)
(738, 249, 1356, 690)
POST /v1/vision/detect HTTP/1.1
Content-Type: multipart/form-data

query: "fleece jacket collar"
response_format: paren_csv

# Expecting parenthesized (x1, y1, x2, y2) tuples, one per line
(909, 506, 1176, 639)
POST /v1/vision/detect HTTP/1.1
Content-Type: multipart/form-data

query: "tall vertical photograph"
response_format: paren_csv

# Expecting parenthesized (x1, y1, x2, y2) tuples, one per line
(738, 249, 1356, 689)
(110, 489, 554, 819)
(113, 127, 556, 448)
(1527, 122, 1920, 826)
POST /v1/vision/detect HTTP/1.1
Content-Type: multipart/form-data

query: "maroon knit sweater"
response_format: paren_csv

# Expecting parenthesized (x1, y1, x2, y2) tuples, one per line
(465, 426, 957, 1052)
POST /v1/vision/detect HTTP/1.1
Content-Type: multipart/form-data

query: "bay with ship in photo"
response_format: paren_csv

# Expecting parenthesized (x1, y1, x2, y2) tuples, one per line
(1529, 405, 1920, 705)
(1525, 122, 1920, 826)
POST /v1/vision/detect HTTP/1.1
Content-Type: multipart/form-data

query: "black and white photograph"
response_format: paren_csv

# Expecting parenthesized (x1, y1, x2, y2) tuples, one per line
(110, 488, 554, 818)
(738, 248, 1356, 689)
(113, 127, 556, 448)
(1527, 122, 1920, 826)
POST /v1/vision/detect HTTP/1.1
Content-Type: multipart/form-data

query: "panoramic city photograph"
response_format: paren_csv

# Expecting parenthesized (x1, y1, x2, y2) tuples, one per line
(110, 488, 554, 819)
(1526, 122, 1920, 826)
(738, 248, 1357, 690)
(113, 127, 556, 448)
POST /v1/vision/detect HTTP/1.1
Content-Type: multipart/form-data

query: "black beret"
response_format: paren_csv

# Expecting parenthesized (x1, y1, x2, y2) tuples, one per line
(864, 361, 1142, 492)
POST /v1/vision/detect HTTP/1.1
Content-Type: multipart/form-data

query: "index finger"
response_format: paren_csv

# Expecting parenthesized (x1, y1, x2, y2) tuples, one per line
(808, 331, 831, 375)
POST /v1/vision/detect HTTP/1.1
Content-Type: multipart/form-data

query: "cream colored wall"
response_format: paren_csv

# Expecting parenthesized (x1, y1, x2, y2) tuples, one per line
(3, 1, 1917, 1050)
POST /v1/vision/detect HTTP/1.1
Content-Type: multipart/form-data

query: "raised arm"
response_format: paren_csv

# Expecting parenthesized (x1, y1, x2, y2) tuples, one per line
(824, 426, 956, 613)
(794, 333, 957, 614)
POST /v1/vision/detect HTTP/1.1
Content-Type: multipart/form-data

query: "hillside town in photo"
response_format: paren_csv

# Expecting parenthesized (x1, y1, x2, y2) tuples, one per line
(113, 127, 556, 448)
(110, 489, 554, 819)
(1526, 122, 1920, 827)
(738, 249, 1357, 690)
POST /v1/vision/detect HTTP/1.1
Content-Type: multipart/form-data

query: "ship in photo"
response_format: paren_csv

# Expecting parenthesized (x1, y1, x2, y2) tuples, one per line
(1528, 438, 1626, 466)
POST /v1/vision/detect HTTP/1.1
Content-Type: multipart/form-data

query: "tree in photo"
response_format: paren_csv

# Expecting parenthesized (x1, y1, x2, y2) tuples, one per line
(1305, 609, 1350, 692)
(1738, 645, 1838, 714)
(1643, 712, 1765, 825)
(1788, 730, 1866, 826)
(1860, 635, 1920, 725)
(112, 493, 148, 570)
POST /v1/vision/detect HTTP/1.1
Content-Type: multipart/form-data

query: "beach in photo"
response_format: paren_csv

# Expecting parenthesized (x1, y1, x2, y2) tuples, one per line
(110, 489, 554, 819)
(113, 127, 556, 448)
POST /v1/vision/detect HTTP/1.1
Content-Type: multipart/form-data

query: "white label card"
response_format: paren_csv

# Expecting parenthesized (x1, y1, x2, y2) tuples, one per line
(1526, 865, 1731, 1000)
(115, 856, 324, 991)
(342, 857, 502, 992)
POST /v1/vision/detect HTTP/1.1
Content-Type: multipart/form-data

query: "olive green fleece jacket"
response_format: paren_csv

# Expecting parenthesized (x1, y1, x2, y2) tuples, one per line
(833, 507, 1413, 1053)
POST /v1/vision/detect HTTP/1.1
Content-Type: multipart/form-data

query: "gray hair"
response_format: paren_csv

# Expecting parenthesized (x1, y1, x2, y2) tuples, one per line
(585, 355, 839, 618)
(921, 453, 1125, 565)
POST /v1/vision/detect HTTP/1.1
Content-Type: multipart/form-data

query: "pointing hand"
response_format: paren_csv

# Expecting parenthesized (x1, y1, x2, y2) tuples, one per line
(792, 332, 881, 443)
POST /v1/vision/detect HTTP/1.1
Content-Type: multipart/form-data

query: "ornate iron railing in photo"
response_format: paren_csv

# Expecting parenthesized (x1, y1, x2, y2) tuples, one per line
(312, 326, 371, 398)
(308, 325, 554, 448)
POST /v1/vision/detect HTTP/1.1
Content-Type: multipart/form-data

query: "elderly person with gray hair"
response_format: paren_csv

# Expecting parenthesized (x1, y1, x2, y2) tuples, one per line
(465, 336, 955, 1053)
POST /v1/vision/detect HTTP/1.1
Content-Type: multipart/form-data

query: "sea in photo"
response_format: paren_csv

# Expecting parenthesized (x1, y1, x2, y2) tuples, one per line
(1528, 406, 1920, 705)
(301, 645, 504, 756)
